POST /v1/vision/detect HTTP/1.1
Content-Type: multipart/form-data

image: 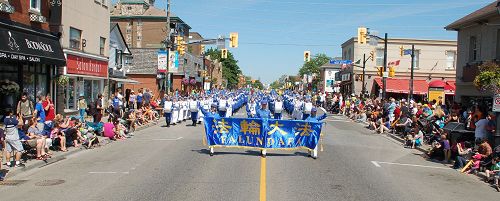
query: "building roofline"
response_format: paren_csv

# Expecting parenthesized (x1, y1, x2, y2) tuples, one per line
(445, 1, 499, 31)
(110, 16, 192, 29)
(341, 37, 456, 48)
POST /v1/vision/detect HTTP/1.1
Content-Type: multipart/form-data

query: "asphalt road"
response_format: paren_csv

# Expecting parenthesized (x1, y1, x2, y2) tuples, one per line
(0, 112, 498, 201)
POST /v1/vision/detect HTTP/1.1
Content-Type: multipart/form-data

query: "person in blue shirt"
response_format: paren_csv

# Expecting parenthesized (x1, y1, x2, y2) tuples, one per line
(305, 107, 328, 122)
(35, 95, 46, 131)
(304, 107, 327, 159)
(256, 100, 272, 119)
(199, 103, 220, 156)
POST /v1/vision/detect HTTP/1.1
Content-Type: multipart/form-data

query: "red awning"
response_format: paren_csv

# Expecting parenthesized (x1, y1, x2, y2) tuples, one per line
(445, 81, 456, 95)
(374, 78, 428, 95)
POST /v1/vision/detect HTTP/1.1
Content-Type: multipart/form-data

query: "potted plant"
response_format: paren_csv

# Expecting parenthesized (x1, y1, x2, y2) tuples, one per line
(0, 79, 20, 108)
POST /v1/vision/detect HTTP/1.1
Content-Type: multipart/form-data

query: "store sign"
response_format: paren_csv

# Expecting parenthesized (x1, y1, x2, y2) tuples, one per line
(324, 69, 338, 93)
(493, 94, 500, 112)
(0, 26, 65, 65)
(157, 50, 168, 73)
(66, 54, 108, 78)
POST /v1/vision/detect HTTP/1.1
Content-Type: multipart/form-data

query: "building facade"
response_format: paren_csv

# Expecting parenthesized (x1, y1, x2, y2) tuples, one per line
(339, 37, 457, 100)
(0, 0, 65, 114)
(445, 1, 499, 104)
(52, 0, 110, 114)
(111, 0, 203, 98)
(319, 63, 342, 94)
(108, 23, 136, 96)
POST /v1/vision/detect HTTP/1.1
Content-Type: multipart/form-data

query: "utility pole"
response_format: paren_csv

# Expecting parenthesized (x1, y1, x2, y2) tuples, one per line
(382, 33, 388, 100)
(362, 53, 366, 98)
(165, 0, 171, 94)
(409, 44, 415, 100)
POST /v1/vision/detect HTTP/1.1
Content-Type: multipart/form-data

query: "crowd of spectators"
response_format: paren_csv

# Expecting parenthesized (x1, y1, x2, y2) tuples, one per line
(0, 88, 166, 180)
(327, 92, 500, 191)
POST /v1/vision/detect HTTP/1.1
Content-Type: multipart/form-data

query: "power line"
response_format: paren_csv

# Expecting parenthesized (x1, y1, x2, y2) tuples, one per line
(240, 42, 337, 47)
(240, 0, 491, 6)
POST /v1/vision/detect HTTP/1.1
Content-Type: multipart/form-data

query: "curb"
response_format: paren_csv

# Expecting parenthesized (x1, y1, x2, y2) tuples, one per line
(4, 121, 158, 179)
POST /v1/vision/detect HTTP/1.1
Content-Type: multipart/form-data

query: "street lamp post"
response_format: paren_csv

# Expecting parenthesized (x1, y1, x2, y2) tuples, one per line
(409, 44, 415, 100)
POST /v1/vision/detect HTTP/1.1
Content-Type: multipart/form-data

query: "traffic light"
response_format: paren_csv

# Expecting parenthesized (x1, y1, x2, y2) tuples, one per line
(377, 67, 383, 77)
(357, 27, 367, 44)
(370, 51, 375, 61)
(389, 66, 395, 77)
(230, 32, 238, 48)
(221, 48, 228, 59)
(399, 45, 404, 57)
(304, 51, 311, 62)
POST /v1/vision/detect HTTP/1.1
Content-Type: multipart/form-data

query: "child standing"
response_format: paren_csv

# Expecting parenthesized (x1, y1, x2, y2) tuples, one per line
(441, 135, 451, 163)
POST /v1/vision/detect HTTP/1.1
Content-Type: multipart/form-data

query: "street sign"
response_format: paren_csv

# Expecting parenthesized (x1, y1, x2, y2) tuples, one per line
(329, 60, 352, 65)
(404, 49, 412, 55)
(493, 94, 500, 112)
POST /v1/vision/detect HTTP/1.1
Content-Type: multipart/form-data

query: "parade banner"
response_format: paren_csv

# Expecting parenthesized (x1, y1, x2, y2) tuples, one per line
(204, 117, 322, 150)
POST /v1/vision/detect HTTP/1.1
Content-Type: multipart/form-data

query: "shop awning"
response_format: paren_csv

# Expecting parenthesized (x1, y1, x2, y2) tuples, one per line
(109, 77, 140, 84)
(374, 78, 428, 95)
(445, 81, 456, 95)
(0, 23, 66, 66)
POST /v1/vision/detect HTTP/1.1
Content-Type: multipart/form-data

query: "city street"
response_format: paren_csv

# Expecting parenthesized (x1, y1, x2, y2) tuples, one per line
(1, 112, 498, 201)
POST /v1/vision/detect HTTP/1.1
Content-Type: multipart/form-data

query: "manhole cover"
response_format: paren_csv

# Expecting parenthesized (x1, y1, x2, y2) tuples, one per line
(0, 180, 28, 186)
(34, 179, 65, 186)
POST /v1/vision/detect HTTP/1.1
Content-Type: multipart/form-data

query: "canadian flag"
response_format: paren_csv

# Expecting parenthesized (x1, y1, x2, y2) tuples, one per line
(388, 60, 400, 66)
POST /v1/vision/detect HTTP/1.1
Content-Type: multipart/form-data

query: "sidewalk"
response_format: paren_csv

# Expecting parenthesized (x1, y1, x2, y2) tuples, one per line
(1, 119, 159, 180)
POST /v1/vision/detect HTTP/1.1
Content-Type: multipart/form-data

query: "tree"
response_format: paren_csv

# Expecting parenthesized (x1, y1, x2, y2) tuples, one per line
(205, 48, 242, 89)
(270, 80, 283, 89)
(252, 79, 264, 90)
(474, 62, 500, 94)
(298, 53, 331, 77)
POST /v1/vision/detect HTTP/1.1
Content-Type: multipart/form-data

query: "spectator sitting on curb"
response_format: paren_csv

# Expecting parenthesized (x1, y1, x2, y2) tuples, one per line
(454, 141, 473, 169)
(485, 156, 500, 191)
(26, 119, 48, 160)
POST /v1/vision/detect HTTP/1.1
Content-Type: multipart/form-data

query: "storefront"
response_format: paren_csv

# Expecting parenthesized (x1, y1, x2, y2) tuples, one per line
(0, 21, 65, 114)
(63, 51, 108, 113)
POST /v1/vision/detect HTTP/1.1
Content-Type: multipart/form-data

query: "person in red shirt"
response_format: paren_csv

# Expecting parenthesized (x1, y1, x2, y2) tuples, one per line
(43, 93, 56, 122)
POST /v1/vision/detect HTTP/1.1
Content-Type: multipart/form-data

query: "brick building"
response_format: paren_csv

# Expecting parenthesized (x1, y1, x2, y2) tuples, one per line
(111, 0, 203, 98)
(0, 0, 66, 114)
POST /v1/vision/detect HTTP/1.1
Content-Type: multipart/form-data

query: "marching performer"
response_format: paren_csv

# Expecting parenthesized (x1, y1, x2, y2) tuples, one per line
(292, 96, 303, 120)
(199, 103, 221, 156)
(172, 98, 180, 125)
(255, 100, 272, 157)
(189, 97, 199, 126)
(272, 96, 284, 120)
(302, 97, 314, 120)
(218, 95, 229, 117)
(304, 107, 327, 159)
(163, 96, 173, 127)
(246, 98, 258, 118)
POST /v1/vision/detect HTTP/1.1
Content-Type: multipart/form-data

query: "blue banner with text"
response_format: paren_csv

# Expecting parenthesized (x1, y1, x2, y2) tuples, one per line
(203, 117, 322, 149)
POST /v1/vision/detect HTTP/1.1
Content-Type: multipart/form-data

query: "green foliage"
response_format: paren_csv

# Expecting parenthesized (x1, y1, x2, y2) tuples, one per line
(270, 80, 283, 89)
(252, 79, 265, 90)
(474, 62, 500, 93)
(205, 48, 242, 89)
(298, 53, 331, 77)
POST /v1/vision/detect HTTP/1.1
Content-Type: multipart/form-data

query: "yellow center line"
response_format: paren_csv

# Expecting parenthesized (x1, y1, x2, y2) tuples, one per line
(260, 156, 267, 201)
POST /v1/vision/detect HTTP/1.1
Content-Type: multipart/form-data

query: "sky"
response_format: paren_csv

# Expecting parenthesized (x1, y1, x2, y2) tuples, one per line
(114, 0, 493, 84)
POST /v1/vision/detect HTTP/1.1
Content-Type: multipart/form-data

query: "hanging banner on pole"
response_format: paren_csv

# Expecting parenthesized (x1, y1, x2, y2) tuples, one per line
(157, 50, 168, 73)
(168, 50, 179, 73)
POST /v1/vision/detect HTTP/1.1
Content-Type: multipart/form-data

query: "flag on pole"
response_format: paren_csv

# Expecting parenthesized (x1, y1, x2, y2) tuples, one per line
(388, 60, 400, 66)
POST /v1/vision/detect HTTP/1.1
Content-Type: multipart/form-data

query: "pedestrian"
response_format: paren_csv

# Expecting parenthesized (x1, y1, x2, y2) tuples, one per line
(143, 88, 152, 106)
(137, 89, 144, 109)
(129, 90, 136, 109)
(43, 93, 56, 123)
(16, 92, 34, 124)
(3, 109, 25, 168)
(77, 95, 87, 122)
(34, 94, 46, 131)
(93, 94, 104, 123)
(441, 134, 451, 163)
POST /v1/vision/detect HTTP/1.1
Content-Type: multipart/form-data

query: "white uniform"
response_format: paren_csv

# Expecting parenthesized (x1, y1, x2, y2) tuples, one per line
(303, 102, 313, 114)
(292, 100, 303, 120)
(172, 101, 179, 124)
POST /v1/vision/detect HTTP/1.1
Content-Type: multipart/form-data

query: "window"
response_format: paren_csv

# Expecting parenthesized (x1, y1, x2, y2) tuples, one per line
(446, 51, 456, 70)
(412, 50, 420, 69)
(376, 48, 384, 66)
(30, 0, 41, 12)
(469, 36, 478, 62)
(127, 6, 132, 10)
(137, 35, 142, 41)
(100, 37, 106, 55)
(69, 27, 82, 50)
(137, 20, 143, 26)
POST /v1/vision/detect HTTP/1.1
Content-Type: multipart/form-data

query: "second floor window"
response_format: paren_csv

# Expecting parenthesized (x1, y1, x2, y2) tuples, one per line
(469, 36, 478, 62)
(446, 51, 456, 70)
(30, 0, 41, 12)
(100, 37, 106, 55)
(376, 48, 384, 67)
(412, 50, 420, 69)
(69, 27, 82, 50)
